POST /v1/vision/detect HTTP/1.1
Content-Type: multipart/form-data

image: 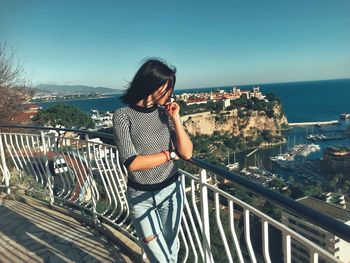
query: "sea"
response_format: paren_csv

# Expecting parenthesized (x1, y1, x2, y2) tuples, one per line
(38, 78, 350, 123)
(37, 78, 350, 166)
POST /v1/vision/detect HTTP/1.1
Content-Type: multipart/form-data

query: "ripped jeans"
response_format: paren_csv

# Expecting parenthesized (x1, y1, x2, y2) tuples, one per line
(126, 179, 184, 263)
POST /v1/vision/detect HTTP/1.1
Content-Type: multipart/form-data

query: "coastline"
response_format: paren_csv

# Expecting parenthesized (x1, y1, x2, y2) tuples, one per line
(31, 95, 115, 103)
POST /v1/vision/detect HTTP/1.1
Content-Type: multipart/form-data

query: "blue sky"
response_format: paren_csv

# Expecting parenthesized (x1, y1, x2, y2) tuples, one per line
(1, 0, 349, 89)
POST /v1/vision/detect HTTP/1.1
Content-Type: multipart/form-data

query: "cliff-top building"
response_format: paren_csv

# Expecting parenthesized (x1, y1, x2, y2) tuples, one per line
(178, 86, 268, 106)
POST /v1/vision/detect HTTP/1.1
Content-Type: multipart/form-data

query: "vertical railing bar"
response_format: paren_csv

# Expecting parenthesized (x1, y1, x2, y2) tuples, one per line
(59, 137, 75, 199)
(84, 135, 98, 220)
(200, 168, 211, 263)
(15, 134, 36, 182)
(3, 134, 21, 174)
(56, 137, 70, 198)
(19, 134, 38, 181)
(0, 163, 4, 183)
(181, 173, 204, 260)
(179, 227, 189, 263)
(90, 142, 100, 202)
(108, 148, 123, 216)
(40, 131, 54, 205)
(62, 137, 81, 202)
(93, 144, 112, 215)
(79, 138, 96, 204)
(229, 200, 244, 263)
(107, 148, 125, 222)
(25, 135, 44, 185)
(181, 211, 199, 262)
(310, 251, 319, 263)
(84, 134, 99, 222)
(32, 135, 47, 187)
(100, 146, 118, 218)
(66, 137, 85, 204)
(73, 138, 92, 206)
(283, 233, 291, 263)
(114, 148, 128, 192)
(13, 133, 33, 191)
(214, 191, 233, 262)
(262, 220, 272, 263)
(191, 179, 203, 232)
(97, 145, 114, 215)
(0, 134, 10, 194)
(244, 209, 257, 263)
(111, 148, 129, 224)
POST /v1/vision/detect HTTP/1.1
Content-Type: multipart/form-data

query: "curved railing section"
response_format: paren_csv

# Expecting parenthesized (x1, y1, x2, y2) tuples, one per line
(1, 125, 349, 263)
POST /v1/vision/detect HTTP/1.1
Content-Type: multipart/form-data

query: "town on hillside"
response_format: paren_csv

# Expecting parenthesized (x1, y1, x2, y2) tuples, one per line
(176, 86, 266, 109)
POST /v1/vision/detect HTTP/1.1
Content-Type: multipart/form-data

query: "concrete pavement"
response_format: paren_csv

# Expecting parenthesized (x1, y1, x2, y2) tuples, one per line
(0, 195, 131, 263)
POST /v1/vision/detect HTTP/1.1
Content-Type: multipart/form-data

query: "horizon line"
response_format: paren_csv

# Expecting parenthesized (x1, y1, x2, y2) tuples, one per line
(36, 77, 350, 91)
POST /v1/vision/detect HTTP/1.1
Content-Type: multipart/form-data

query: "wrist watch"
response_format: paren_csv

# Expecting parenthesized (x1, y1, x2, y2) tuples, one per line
(169, 151, 177, 160)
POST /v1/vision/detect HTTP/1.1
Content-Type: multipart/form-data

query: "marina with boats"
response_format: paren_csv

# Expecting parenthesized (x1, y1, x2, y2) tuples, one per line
(226, 118, 350, 191)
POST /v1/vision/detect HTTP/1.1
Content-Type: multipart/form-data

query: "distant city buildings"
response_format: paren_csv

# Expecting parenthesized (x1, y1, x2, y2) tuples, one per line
(323, 146, 350, 175)
(31, 93, 109, 102)
(281, 196, 350, 263)
(320, 192, 347, 209)
(90, 109, 113, 129)
(175, 86, 267, 108)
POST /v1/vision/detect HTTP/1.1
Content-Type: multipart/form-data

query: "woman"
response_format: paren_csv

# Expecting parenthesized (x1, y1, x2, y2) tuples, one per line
(113, 58, 193, 262)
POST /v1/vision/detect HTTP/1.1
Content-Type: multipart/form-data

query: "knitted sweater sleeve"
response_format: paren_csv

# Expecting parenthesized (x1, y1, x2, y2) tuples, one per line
(112, 110, 137, 166)
(168, 118, 177, 150)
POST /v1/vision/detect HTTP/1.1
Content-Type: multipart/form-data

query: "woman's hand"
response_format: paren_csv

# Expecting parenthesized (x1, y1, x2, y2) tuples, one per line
(165, 102, 180, 119)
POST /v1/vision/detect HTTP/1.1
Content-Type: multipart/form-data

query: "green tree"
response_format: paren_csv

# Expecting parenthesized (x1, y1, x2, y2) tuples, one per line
(261, 130, 274, 143)
(303, 185, 322, 197)
(290, 184, 305, 199)
(33, 104, 95, 129)
(33, 104, 95, 147)
(265, 93, 281, 103)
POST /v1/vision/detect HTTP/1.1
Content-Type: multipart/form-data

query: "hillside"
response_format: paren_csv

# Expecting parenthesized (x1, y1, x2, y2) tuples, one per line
(182, 103, 288, 142)
(180, 100, 289, 166)
(35, 84, 123, 94)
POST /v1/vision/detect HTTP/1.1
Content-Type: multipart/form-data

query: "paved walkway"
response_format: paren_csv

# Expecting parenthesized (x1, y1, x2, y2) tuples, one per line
(0, 197, 128, 263)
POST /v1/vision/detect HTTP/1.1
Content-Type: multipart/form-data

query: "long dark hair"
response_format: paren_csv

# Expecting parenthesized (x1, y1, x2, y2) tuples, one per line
(120, 58, 176, 105)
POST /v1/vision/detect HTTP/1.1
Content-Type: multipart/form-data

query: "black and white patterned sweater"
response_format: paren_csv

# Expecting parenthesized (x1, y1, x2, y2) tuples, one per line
(112, 104, 178, 191)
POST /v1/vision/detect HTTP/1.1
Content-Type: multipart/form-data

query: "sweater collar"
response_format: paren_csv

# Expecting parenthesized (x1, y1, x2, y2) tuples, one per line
(129, 103, 158, 113)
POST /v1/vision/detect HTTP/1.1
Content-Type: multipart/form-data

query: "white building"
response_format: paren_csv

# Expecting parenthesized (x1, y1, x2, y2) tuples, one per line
(91, 109, 113, 129)
(281, 196, 350, 263)
(222, 98, 231, 109)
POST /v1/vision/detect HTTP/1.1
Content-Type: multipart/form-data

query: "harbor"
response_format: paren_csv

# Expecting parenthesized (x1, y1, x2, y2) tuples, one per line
(289, 120, 339, 127)
(289, 113, 350, 127)
(230, 119, 350, 192)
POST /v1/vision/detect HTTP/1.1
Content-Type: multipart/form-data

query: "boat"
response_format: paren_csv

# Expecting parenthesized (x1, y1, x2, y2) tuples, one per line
(226, 149, 239, 171)
(340, 113, 350, 120)
(270, 144, 321, 171)
(306, 134, 346, 141)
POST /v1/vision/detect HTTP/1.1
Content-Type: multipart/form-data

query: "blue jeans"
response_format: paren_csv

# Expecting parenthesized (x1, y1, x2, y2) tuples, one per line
(126, 179, 184, 263)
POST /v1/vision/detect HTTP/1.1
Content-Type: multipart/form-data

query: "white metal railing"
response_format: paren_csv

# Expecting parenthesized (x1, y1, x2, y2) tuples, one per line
(0, 127, 347, 263)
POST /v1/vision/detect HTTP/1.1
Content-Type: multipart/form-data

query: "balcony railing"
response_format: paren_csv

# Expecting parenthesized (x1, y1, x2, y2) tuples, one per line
(1, 125, 350, 263)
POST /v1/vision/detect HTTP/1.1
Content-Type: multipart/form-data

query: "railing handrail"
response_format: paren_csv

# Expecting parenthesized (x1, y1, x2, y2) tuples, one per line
(0, 124, 114, 139)
(187, 157, 350, 243)
(2, 124, 350, 243)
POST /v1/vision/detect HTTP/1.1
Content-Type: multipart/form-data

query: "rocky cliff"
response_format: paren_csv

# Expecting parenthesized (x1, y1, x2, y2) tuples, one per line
(181, 103, 288, 141)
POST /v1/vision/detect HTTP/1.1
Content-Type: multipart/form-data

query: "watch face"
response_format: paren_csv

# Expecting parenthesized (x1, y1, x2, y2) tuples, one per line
(170, 151, 176, 159)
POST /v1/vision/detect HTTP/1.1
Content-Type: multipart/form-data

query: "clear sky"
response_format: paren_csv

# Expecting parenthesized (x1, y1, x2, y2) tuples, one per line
(1, 0, 349, 90)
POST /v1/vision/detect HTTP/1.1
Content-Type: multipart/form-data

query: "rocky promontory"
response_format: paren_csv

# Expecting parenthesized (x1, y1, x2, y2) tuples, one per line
(181, 101, 288, 147)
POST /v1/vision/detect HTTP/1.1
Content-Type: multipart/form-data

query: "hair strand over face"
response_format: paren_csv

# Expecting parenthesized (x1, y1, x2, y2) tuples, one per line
(120, 58, 176, 105)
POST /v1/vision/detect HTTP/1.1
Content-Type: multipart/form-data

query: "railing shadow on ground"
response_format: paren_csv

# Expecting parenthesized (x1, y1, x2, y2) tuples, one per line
(0, 194, 125, 263)
(1, 125, 350, 263)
